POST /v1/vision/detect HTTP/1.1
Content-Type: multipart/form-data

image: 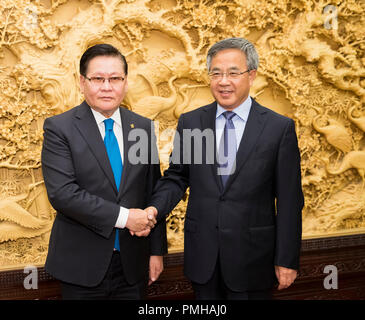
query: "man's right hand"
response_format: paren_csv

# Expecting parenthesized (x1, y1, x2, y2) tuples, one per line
(125, 208, 156, 233)
(129, 207, 158, 237)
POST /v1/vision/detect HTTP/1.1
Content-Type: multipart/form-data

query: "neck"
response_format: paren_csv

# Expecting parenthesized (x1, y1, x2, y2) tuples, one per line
(219, 95, 250, 111)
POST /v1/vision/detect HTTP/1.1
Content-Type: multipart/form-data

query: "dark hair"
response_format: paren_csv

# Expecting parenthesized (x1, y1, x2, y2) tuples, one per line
(79, 44, 128, 76)
(207, 38, 259, 71)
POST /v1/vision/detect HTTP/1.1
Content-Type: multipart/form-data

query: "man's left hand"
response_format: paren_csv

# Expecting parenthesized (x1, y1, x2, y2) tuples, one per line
(149, 255, 164, 285)
(275, 265, 297, 290)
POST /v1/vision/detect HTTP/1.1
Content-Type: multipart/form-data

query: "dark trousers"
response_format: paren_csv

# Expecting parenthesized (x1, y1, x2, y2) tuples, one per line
(61, 251, 147, 300)
(191, 257, 272, 300)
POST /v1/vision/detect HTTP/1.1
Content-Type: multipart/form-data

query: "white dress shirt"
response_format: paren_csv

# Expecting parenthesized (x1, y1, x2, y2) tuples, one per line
(90, 107, 129, 229)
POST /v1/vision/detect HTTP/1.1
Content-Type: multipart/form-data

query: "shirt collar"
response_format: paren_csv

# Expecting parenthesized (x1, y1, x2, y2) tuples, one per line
(90, 107, 122, 127)
(216, 96, 252, 122)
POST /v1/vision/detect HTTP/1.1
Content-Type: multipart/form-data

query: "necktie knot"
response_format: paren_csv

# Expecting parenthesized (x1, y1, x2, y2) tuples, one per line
(104, 118, 114, 131)
(223, 111, 236, 121)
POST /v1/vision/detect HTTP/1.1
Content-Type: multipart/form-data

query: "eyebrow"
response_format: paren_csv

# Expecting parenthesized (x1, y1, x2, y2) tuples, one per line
(88, 72, 125, 77)
(210, 66, 241, 71)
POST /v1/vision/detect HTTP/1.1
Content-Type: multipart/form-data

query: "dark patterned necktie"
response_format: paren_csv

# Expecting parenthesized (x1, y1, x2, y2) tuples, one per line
(218, 111, 237, 187)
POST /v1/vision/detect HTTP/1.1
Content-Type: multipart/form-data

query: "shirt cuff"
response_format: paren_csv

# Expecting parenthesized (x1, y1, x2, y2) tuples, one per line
(115, 207, 129, 229)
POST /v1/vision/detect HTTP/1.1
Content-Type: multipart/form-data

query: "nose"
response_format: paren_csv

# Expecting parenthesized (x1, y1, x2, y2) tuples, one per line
(100, 79, 112, 90)
(218, 73, 230, 85)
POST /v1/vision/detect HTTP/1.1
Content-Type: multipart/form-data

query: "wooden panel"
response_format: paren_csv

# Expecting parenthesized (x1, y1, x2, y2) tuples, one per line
(1, 234, 365, 300)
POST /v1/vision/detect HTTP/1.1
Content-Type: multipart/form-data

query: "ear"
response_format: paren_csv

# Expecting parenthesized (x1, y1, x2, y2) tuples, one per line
(125, 77, 128, 93)
(79, 75, 85, 94)
(248, 69, 257, 87)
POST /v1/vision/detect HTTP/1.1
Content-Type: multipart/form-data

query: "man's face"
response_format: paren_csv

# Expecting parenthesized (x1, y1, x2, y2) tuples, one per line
(209, 48, 256, 110)
(80, 55, 128, 117)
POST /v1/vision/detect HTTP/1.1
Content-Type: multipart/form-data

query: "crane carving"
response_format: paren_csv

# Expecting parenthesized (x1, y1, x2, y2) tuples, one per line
(174, 83, 206, 119)
(312, 114, 352, 163)
(0, 182, 53, 242)
(130, 75, 178, 120)
(324, 150, 365, 188)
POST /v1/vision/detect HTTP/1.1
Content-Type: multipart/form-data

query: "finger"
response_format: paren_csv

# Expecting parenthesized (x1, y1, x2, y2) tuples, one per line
(147, 220, 156, 229)
(149, 216, 157, 225)
(154, 268, 162, 280)
(136, 229, 151, 237)
(277, 278, 292, 290)
(277, 279, 289, 290)
(141, 230, 151, 237)
(146, 207, 157, 217)
(150, 267, 157, 283)
(129, 230, 135, 236)
(147, 212, 157, 224)
(148, 265, 157, 285)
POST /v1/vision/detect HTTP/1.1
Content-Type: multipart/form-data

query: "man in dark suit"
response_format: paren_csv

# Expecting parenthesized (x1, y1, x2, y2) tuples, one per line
(143, 38, 304, 299)
(41, 44, 167, 299)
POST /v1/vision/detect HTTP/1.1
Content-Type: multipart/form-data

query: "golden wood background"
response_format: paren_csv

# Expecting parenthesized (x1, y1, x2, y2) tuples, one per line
(0, 0, 364, 270)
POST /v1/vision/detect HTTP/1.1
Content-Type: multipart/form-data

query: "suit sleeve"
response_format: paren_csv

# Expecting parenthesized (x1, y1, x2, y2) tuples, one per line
(274, 119, 304, 270)
(148, 115, 190, 222)
(147, 121, 168, 255)
(41, 117, 120, 239)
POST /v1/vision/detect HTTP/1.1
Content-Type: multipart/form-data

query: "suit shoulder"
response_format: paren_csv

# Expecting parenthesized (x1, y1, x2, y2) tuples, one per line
(180, 102, 216, 119)
(255, 102, 294, 125)
(44, 105, 79, 124)
(121, 106, 153, 124)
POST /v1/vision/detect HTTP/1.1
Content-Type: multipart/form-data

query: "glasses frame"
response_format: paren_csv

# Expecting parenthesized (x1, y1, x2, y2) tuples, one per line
(83, 75, 125, 86)
(208, 69, 251, 80)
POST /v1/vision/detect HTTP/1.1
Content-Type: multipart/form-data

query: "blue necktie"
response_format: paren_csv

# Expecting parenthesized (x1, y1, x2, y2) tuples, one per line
(218, 111, 237, 187)
(104, 118, 122, 251)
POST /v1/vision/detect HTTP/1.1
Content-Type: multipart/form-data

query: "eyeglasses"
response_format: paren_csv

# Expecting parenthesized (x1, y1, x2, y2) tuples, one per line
(208, 70, 250, 80)
(84, 76, 125, 86)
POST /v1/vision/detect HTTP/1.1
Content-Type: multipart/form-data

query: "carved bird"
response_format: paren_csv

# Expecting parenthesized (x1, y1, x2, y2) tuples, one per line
(174, 84, 206, 119)
(0, 195, 46, 229)
(312, 115, 352, 158)
(131, 75, 178, 119)
(324, 150, 365, 187)
(348, 106, 365, 132)
(0, 221, 52, 242)
(0, 184, 53, 242)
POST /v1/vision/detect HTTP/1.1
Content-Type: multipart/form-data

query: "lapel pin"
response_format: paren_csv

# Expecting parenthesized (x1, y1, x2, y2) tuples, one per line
(130, 123, 135, 128)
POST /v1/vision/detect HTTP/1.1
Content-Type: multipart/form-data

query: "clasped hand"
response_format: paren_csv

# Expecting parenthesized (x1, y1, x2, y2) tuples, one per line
(126, 206, 158, 237)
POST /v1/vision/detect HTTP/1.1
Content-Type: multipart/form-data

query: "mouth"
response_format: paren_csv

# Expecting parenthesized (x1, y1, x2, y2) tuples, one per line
(99, 97, 114, 101)
(218, 90, 233, 97)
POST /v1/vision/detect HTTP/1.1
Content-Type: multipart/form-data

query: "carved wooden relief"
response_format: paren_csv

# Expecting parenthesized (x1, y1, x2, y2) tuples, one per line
(0, 0, 364, 270)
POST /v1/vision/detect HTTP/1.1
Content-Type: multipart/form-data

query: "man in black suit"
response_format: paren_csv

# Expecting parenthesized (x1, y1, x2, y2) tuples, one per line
(143, 38, 304, 299)
(41, 44, 167, 299)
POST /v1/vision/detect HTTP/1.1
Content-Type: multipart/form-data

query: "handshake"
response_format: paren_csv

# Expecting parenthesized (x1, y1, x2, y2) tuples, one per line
(125, 206, 158, 237)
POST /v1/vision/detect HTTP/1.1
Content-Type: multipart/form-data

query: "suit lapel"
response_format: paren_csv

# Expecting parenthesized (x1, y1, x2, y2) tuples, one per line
(201, 102, 224, 192)
(74, 101, 118, 194)
(223, 99, 268, 191)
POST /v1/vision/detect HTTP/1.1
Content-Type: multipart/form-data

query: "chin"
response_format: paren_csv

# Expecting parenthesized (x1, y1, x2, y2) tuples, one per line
(218, 102, 236, 110)
(98, 102, 119, 110)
